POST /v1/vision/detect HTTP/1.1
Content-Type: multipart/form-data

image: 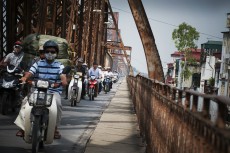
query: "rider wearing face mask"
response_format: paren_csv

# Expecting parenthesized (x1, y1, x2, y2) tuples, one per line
(15, 40, 68, 139)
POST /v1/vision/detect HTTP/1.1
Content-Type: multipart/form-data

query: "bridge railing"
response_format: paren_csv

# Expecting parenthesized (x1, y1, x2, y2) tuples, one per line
(127, 75, 230, 153)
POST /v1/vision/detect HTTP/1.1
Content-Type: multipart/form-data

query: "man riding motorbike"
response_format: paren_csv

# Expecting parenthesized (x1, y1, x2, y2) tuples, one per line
(74, 58, 88, 98)
(0, 41, 25, 105)
(14, 40, 68, 139)
(65, 57, 88, 99)
(103, 67, 113, 89)
(88, 62, 101, 96)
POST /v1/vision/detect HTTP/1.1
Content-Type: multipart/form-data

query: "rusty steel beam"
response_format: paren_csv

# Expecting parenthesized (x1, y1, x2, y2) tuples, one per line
(65, 0, 79, 61)
(77, 0, 84, 58)
(81, 0, 91, 64)
(107, 1, 133, 75)
(90, 0, 101, 65)
(87, 0, 94, 66)
(101, 1, 108, 67)
(96, 0, 106, 63)
(106, 44, 132, 50)
(128, 0, 164, 81)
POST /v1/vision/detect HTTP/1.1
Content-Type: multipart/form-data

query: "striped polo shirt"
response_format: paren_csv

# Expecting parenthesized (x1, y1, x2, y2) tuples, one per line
(29, 59, 64, 94)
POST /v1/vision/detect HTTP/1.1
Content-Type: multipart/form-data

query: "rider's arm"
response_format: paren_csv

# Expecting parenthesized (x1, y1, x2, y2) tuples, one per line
(88, 68, 91, 76)
(20, 61, 38, 82)
(2, 54, 11, 65)
(60, 74, 68, 86)
(20, 72, 33, 82)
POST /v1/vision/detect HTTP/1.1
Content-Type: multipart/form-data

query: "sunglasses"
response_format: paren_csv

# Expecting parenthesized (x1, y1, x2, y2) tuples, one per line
(45, 50, 56, 54)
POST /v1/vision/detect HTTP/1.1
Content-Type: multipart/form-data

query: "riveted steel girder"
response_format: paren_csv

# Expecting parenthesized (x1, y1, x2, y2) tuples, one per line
(128, 0, 164, 81)
(0, 0, 108, 67)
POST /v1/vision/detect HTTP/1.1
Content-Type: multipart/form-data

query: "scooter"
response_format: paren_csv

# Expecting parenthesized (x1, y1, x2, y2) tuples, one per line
(14, 67, 70, 153)
(88, 75, 97, 101)
(0, 64, 23, 115)
(68, 72, 82, 106)
(103, 75, 111, 94)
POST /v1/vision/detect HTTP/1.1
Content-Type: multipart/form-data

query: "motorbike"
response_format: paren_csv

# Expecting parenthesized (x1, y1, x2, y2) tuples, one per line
(112, 74, 119, 83)
(103, 75, 111, 94)
(0, 65, 23, 115)
(84, 74, 89, 96)
(88, 75, 97, 101)
(68, 72, 82, 106)
(15, 66, 70, 153)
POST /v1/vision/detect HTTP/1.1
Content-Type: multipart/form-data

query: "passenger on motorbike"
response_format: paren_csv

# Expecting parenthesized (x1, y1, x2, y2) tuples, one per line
(103, 67, 113, 89)
(15, 40, 68, 139)
(88, 62, 101, 96)
(31, 47, 46, 65)
(1, 41, 25, 71)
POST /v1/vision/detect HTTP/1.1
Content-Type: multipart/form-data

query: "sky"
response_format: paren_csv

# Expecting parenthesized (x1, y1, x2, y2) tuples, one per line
(110, 0, 230, 74)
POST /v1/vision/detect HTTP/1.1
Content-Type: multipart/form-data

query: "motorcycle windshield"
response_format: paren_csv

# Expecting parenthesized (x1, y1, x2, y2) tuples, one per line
(2, 73, 16, 82)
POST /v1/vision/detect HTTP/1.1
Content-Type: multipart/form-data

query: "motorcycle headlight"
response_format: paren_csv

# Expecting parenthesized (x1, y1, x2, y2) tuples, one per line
(2, 80, 14, 88)
(90, 75, 96, 80)
(74, 74, 80, 79)
(37, 80, 49, 88)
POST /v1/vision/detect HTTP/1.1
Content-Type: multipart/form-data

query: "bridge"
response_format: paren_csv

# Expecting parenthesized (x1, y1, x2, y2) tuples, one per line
(0, 0, 230, 153)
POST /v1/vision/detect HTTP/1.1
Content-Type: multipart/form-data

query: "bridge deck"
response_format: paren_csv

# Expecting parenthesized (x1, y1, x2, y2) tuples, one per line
(84, 78, 145, 153)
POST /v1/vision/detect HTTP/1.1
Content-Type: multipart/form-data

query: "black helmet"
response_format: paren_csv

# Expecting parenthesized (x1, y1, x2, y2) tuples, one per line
(43, 40, 59, 53)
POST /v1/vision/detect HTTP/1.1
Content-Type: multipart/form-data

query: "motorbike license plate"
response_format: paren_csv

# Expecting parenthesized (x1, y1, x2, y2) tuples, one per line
(38, 93, 45, 99)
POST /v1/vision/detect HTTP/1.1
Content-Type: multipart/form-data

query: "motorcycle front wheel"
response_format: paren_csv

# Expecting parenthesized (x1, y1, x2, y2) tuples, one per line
(89, 88, 94, 101)
(32, 116, 43, 153)
(1, 93, 10, 115)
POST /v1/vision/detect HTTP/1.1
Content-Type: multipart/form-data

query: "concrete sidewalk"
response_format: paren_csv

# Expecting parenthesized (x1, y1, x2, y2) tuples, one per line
(84, 78, 145, 153)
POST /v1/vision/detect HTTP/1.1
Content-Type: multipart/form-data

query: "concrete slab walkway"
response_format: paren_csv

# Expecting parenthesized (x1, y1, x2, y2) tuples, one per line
(84, 78, 145, 153)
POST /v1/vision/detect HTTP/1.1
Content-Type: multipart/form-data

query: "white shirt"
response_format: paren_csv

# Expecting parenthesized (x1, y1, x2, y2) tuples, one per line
(104, 71, 113, 78)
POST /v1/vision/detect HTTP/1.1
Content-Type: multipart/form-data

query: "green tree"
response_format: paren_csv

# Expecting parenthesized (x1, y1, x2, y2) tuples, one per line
(172, 22, 200, 87)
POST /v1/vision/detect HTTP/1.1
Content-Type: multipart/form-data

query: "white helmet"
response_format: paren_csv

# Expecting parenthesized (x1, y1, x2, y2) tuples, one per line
(98, 65, 102, 69)
(77, 57, 84, 63)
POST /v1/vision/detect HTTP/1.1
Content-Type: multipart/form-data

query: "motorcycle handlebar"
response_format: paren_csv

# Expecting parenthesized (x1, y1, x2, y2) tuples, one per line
(22, 80, 61, 88)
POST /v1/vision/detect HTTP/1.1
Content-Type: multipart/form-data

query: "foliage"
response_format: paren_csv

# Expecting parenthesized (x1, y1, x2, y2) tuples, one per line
(208, 77, 215, 87)
(172, 22, 200, 81)
(172, 22, 200, 53)
(180, 61, 192, 80)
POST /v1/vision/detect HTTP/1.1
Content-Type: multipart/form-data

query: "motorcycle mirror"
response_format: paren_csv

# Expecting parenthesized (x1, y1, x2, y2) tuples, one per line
(62, 66, 71, 74)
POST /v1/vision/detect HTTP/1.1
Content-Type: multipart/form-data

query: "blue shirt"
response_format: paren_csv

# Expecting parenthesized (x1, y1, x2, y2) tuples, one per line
(88, 67, 100, 78)
(29, 59, 64, 94)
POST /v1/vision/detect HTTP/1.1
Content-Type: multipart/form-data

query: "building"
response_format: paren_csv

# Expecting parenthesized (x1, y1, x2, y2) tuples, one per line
(218, 13, 230, 96)
(168, 49, 201, 89)
(200, 40, 222, 94)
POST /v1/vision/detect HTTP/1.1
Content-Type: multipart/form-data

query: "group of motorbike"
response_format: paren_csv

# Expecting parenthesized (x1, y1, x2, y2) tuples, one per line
(67, 71, 116, 106)
(0, 63, 117, 153)
(0, 64, 70, 153)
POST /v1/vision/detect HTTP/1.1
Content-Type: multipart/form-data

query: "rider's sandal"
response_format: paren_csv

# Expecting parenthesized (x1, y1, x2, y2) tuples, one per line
(16, 129, 24, 137)
(54, 130, 61, 139)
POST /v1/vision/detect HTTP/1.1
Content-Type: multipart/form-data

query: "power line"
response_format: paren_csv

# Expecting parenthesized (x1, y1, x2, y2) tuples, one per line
(112, 6, 222, 40)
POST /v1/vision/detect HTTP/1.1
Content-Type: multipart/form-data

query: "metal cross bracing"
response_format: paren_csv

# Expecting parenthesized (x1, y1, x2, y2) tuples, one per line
(0, 0, 122, 67)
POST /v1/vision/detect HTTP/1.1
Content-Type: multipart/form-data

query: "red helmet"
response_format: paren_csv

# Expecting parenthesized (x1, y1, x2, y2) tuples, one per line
(14, 41, 22, 46)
